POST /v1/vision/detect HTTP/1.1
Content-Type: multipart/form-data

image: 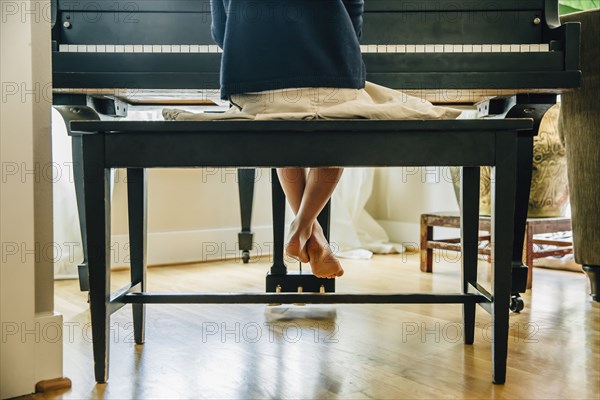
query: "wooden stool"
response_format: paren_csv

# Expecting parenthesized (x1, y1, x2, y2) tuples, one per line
(420, 212, 573, 289)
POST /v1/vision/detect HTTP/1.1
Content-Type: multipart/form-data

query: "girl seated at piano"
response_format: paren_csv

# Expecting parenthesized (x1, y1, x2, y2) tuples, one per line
(164, 0, 459, 278)
(213, 0, 370, 279)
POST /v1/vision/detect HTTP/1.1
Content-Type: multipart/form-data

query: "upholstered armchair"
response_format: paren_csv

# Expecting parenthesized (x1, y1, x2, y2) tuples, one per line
(559, 9, 600, 301)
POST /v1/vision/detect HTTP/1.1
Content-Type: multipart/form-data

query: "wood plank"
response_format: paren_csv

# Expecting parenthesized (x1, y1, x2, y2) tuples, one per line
(43, 253, 597, 399)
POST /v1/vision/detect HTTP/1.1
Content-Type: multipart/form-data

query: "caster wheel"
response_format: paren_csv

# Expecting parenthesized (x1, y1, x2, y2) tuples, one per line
(242, 250, 250, 264)
(510, 295, 524, 313)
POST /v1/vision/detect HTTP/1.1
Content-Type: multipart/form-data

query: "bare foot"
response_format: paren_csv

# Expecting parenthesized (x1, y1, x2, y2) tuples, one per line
(285, 218, 311, 263)
(307, 226, 344, 278)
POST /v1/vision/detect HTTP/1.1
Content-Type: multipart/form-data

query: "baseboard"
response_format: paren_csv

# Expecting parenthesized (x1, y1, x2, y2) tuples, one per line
(34, 312, 63, 385)
(111, 225, 276, 267)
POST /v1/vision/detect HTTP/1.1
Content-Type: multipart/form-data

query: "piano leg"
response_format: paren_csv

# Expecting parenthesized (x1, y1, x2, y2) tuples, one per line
(461, 167, 480, 345)
(81, 134, 111, 384)
(506, 94, 557, 312)
(127, 169, 147, 344)
(53, 104, 101, 293)
(317, 200, 332, 243)
(73, 135, 90, 292)
(270, 169, 287, 275)
(237, 169, 256, 263)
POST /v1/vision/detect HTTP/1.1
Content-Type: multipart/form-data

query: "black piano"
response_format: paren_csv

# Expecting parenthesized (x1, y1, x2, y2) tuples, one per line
(51, 0, 581, 384)
(52, 0, 580, 296)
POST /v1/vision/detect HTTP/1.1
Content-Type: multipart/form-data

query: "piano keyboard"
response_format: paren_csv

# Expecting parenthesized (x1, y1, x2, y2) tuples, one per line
(58, 44, 552, 54)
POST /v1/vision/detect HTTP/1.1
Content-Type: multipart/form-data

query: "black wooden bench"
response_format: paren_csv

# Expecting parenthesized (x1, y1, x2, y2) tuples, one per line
(66, 118, 531, 384)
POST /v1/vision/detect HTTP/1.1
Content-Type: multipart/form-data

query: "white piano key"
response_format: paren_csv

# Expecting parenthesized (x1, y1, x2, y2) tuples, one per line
(106, 44, 115, 53)
(520, 44, 530, 52)
(377, 45, 387, 53)
(217, 47, 223, 53)
(134, 45, 143, 53)
(530, 44, 541, 52)
(501, 44, 511, 52)
(540, 43, 550, 52)
(386, 45, 396, 53)
(208, 45, 219, 53)
(491, 44, 502, 52)
(472, 45, 482, 52)
(181, 45, 190, 53)
(434, 44, 444, 53)
(511, 44, 520, 52)
(115, 45, 125, 53)
(124, 45, 134, 52)
(360, 45, 367, 52)
(87, 45, 97, 53)
(367, 45, 377, 53)
(415, 44, 425, 53)
(153, 45, 162, 53)
(425, 44, 435, 53)
(463, 44, 473, 53)
(396, 45, 406, 53)
(77, 44, 87, 52)
(453, 44, 463, 53)
(143, 45, 152, 53)
(162, 45, 171, 53)
(482, 44, 492, 52)
(444, 44, 454, 53)
(406, 45, 416, 53)
(190, 45, 199, 53)
(59, 44, 69, 52)
(172, 45, 181, 53)
(199, 45, 209, 53)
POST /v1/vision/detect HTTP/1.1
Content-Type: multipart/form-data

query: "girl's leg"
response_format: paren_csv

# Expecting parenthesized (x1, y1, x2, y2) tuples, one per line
(277, 167, 344, 278)
(277, 168, 310, 262)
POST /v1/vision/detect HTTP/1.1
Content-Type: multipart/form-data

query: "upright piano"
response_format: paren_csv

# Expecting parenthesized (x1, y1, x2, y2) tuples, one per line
(51, 0, 581, 309)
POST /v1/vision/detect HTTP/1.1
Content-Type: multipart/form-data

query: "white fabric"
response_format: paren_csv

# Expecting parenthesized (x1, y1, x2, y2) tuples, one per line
(164, 82, 461, 258)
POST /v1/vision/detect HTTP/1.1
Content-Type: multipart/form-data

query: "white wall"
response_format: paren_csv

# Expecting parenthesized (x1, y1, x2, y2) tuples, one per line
(110, 168, 276, 267)
(366, 167, 460, 245)
(1, 1, 63, 398)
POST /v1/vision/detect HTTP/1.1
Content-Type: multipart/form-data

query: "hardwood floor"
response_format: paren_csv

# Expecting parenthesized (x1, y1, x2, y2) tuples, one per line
(38, 253, 599, 399)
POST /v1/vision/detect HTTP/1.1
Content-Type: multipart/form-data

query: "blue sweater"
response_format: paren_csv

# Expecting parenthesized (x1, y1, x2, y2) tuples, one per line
(211, 0, 366, 99)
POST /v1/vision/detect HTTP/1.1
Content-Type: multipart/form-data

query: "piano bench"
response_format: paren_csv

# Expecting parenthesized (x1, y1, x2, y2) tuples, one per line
(66, 117, 531, 385)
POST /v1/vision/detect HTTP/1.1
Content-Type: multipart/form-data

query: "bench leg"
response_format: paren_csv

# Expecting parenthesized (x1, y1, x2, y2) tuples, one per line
(82, 135, 111, 383)
(420, 216, 433, 272)
(461, 167, 480, 345)
(491, 134, 518, 384)
(238, 169, 255, 263)
(127, 168, 147, 344)
(271, 169, 287, 275)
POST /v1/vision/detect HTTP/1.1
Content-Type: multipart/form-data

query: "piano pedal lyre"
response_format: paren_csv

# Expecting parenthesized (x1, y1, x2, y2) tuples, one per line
(266, 270, 335, 305)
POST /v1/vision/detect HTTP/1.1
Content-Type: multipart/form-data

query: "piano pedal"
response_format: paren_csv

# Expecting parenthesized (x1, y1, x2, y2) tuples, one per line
(267, 285, 283, 307)
(293, 286, 305, 306)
